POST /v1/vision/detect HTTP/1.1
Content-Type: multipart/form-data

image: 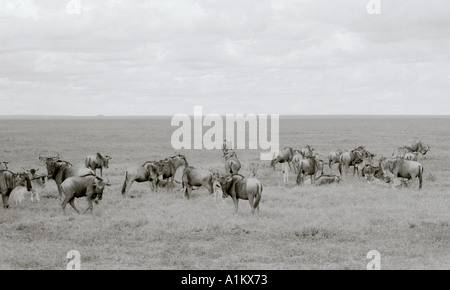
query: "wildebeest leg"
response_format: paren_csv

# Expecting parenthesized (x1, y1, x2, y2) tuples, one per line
(2, 194, 9, 209)
(185, 185, 192, 199)
(68, 198, 81, 215)
(232, 196, 239, 213)
(62, 195, 75, 215)
(83, 198, 94, 214)
(123, 179, 135, 198)
(248, 195, 256, 214)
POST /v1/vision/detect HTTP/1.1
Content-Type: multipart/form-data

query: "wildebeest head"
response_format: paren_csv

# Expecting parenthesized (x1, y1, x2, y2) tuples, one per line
(97, 153, 112, 168)
(156, 159, 173, 176)
(16, 172, 32, 192)
(420, 145, 430, 155)
(93, 176, 111, 201)
(218, 174, 235, 198)
(27, 168, 46, 185)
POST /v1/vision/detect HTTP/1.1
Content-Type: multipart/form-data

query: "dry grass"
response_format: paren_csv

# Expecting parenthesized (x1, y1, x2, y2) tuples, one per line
(0, 117, 449, 270)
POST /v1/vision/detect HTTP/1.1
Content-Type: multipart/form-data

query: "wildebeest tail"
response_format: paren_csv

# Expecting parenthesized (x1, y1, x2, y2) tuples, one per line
(338, 155, 343, 176)
(121, 171, 128, 195)
(253, 181, 262, 209)
(419, 164, 423, 190)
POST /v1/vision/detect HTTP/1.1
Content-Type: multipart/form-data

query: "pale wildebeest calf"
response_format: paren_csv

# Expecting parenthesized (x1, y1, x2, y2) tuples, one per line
(181, 166, 222, 200)
(314, 174, 341, 186)
(61, 174, 111, 215)
(85, 152, 112, 177)
(219, 174, 263, 214)
(27, 168, 46, 202)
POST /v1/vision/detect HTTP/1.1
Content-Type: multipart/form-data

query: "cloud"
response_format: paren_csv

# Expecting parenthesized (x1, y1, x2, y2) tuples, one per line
(0, 0, 449, 115)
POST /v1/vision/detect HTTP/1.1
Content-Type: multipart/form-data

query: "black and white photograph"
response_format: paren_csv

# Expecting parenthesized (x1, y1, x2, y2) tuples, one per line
(0, 0, 449, 275)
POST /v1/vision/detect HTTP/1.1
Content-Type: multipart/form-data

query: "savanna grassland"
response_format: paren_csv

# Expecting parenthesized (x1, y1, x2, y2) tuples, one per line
(0, 116, 449, 270)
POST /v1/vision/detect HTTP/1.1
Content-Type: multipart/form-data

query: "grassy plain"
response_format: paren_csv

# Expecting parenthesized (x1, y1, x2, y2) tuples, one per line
(0, 116, 449, 270)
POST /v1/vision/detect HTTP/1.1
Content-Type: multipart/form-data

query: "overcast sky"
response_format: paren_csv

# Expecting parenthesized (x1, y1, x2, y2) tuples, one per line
(1, 0, 449, 116)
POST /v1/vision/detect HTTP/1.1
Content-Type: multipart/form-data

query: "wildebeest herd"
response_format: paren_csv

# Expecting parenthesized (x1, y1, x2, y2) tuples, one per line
(0, 139, 429, 215)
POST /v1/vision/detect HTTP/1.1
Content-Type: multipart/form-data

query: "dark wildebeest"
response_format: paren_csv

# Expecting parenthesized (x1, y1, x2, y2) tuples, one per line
(121, 161, 159, 197)
(156, 158, 177, 188)
(296, 156, 321, 185)
(219, 174, 263, 214)
(181, 166, 222, 200)
(44, 157, 93, 199)
(224, 151, 241, 175)
(61, 174, 111, 215)
(270, 147, 294, 170)
(26, 168, 46, 202)
(315, 174, 341, 186)
(380, 157, 424, 190)
(85, 153, 112, 177)
(328, 150, 343, 169)
(0, 170, 32, 209)
(339, 148, 366, 177)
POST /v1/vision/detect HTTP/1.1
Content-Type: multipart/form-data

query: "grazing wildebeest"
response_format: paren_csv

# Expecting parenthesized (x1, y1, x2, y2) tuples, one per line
(339, 148, 366, 177)
(407, 140, 430, 155)
(315, 174, 341, 186)
(181, 166, 222, 200)
(224, 151, 241, 175)
(296, 156, 321, 185)
(27, 168, 46, 202)
(61, 174, 111, 215)
(156, 158, 177, 188)
(121, 161, 159, 197)
(270, 147, 294, 170)
(43, 157, 93, 199)
(219, 174, 263, 214)
(380, 157, 424, 190)
(0, 170, 32, 209)
(328, 150, 343, 169)
(402, 151, 420, 161)
(85, 153, 112, 177)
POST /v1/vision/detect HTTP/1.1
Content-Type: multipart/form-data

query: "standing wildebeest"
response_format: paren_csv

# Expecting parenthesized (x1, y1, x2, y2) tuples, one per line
(380, 157, 424, 190)
(315, 174, 341, 186)
(85, 153, 112, 177)
(292, 150, 303, 174)
(224, 151, 241, 175)
(42, 154, 94, 199)
(296, 156, 321, 185)
(181, 166, 222, 200)
(219, 174, 263, 214)
(121, 161, 159, 197)
(339, 148, 366, 177)
(328, 150, 343, 169)
(0, 170, 32, 209)
(270, 147, 294, 170)
(156, 158, 177, 188)
(61, 174, 111, 215)
(27, 168, 46, 202)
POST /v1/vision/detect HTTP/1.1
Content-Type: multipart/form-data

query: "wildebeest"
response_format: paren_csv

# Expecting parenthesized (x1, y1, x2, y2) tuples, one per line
(292, 150, 303, 174)
(0, 170, 32, 209)
(270, 147, 294, 170)
(315, 174, 341, 186)
(121, 161, 159, 197)
(299, 145, 314, 158)
(392, 146, 413, 158)
(181, 166, 222, 200)
(407, 140, 430, 155)
(168, 154, 189, 172)
(219, 174, 263, 214)
(85, 153, 112, 177)
(380, 157, 424, 190)
(224, 151, 241, 175)
(27, 168, 46, 202)
(296, 156, 321, 185)
(339, 148, 366, 177)
(156, 158, 177, 188)
(328, 150, 343, 169)
(402, 151, 420, 161)
(61, 173, 111, 215)
(44, 157, 93, 199)
(0, 161, 9, 170)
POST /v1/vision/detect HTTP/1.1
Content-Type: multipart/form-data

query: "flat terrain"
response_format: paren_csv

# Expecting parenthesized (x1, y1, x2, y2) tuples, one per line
(0, 116, 449, 270)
